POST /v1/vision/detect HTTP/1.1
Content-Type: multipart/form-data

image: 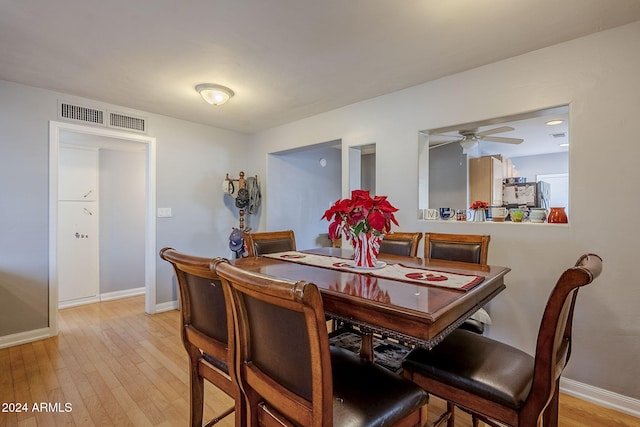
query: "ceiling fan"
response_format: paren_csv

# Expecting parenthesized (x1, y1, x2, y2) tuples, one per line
(429, 126, 524, 154)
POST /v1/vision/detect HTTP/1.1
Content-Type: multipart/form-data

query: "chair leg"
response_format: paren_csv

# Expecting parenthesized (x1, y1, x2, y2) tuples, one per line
(542, 381, 560, 427)
(446, 402, 455, 427)
(190, 368, 205, 427)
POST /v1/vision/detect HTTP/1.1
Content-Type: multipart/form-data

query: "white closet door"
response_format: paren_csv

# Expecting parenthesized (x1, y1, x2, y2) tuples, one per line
(58, 201, 99, 303)
(58, 146, 99, 305)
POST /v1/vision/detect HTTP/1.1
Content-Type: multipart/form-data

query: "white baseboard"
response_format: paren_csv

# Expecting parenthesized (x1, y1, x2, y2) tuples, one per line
(100, 286, 145, 302)
(0, 327, 54, 350)
(59, 295, 100, 309)
(58, 287, 145, 309)
(561, 377, 640, 418)
(155, 300, 179, 313)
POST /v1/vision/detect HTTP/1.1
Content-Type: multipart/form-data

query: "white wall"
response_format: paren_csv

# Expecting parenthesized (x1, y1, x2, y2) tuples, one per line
(429, 142, 467, 209)
(512, 151, 568, 182)
(267, 144, 341, 250)
(247, 22, 640, 401)
(151, 115, 248, 303)
(99, 149, 146, 294)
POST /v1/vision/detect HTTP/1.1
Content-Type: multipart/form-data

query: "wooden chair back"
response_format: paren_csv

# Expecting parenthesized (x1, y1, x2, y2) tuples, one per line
(379, 232, 423, 257)
(159, 248, 238, 427)
(521, 253, 603, 424)
(244, 230, 296, 257)
(424, 232, 490, 265)
(215, 260, 333, 427)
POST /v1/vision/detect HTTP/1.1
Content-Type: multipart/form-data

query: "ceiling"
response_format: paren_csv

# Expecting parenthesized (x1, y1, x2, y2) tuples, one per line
(2, 1, 640, 134)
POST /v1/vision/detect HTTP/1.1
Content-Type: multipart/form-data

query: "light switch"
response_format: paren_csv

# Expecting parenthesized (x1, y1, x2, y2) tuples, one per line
(157, 207, 172, 218)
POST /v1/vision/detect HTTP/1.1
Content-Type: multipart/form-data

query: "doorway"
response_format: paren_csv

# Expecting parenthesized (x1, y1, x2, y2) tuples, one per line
(267, 140, 342, 250)
(49, 121, 157, 335)
(349, 143, 376, 194)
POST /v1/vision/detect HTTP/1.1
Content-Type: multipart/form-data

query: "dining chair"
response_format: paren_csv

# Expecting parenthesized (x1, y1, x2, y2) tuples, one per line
(402, 253, 603, 427)
(243, 229, 296, 257)
(214, 260, 429, 427)
(379, 231, 423, 257)
(159, 248, 239, 427)
(423, 232, 491, 335)
(423, 232, 490, 265)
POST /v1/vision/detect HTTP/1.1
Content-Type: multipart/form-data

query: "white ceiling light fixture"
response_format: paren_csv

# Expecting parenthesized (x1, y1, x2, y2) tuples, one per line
(459, 135, 479, 154)
(196, 83, 234, 106)
(546, 119, 564, 126)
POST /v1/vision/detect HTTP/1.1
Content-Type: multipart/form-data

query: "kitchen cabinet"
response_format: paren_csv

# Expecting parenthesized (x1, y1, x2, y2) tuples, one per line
(469, 155, 503, 206)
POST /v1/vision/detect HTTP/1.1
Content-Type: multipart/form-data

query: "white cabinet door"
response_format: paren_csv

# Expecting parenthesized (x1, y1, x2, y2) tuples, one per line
(58, 201, 99, 303)
(59, 146, 98, 201)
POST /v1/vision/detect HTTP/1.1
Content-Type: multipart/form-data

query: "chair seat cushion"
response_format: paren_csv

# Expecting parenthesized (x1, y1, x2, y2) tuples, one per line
(402, 329, 534, 410)
(330, 346, 428, 427)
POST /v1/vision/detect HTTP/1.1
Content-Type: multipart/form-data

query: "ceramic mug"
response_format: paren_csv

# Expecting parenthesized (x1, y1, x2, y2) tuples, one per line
(529, 208, 547, 223)
(424, 208, 439, 220)
(509, 208, 526, 222)
(489, 206, 508, 221)
(439, 207, 456, 220)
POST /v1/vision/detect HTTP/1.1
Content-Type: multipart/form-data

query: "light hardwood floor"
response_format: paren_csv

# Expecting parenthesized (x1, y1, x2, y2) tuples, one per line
(1, 296, 638, 426)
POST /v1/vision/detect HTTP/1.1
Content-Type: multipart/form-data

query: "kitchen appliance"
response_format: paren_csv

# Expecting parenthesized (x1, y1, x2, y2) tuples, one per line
(502, 181, 550, 209)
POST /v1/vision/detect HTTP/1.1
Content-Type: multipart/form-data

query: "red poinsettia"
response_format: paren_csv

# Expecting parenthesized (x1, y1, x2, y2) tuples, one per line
(321, 190, 399, 240)
(470, 200, 489, 210)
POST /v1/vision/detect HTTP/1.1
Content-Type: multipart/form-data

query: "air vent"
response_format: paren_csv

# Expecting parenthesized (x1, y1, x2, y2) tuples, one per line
(551, 132, 567, 138)
(58, 102, 148, 133)
(109, 112, 146, 133)
(59, 102, 105, 125)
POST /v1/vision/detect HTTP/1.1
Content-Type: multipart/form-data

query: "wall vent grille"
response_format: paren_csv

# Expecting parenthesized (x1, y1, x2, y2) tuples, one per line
(109, 112, 146, 133)
(59, 102, 105, 125)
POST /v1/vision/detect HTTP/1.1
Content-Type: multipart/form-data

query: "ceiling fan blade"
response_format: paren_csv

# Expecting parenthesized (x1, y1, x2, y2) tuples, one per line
(476, 126, 515, 137)
(481, 135, 523, 144)
(428, 132, 461, 140)
(429, 139, 460, 149)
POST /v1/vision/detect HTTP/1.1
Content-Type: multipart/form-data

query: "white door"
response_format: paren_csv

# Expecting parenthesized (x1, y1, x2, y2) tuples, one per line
(58, 201, 99, 303)
(58, 146, 99, 306)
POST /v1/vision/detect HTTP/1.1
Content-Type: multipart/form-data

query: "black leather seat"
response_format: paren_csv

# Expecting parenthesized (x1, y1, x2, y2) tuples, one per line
(402, 254, 603, 427)
(214, 260, 429, 427)
(404, 329, 534, 409)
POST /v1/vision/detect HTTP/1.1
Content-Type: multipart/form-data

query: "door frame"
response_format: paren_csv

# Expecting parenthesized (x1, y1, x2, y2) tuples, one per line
(49, 121, 157, 335)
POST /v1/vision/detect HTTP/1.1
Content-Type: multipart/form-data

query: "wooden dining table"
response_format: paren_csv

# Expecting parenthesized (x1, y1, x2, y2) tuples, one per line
(231, 247, 510, 361)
